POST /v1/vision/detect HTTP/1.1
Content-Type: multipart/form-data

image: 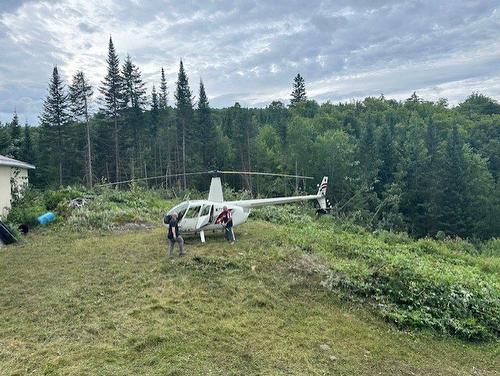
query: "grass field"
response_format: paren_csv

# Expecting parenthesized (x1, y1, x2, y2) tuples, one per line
(0, 221, 498, 375)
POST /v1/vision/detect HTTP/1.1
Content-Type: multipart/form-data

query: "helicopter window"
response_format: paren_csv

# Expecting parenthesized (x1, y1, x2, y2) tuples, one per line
(201, 205, 211, 216)
(185, 205, 202, 219)
(167, 202, 188, 216)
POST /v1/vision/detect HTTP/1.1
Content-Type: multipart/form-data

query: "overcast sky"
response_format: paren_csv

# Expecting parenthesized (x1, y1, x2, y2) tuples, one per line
(0, 0, 499, 124)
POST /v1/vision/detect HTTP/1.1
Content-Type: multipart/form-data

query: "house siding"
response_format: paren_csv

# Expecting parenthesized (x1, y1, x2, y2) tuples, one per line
(0, 166, 29, 219)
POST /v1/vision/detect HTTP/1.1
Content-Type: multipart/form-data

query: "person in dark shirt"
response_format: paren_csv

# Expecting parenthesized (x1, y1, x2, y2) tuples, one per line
(167, 212, 185, 257)
(221, 206, 235, 244)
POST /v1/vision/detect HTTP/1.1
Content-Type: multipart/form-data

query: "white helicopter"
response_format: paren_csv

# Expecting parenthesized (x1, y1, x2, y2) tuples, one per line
(164, 172, 329, 242)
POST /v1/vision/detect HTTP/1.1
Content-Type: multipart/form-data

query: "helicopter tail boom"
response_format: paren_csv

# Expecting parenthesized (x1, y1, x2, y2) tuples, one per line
(226, 176, 329, 210)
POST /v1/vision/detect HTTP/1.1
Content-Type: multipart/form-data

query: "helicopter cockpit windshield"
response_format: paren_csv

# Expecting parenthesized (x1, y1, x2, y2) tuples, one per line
(167, 202, 189, 221)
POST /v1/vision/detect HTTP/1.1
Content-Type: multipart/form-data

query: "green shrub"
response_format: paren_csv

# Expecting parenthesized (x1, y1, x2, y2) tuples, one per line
(6, 188, 45, 228)
(251, 205, 313, 224)
(480, 238, 500, 257)
(292, 222, 500, 341)
(61, 187, 173, 230)
(372, 229, 412, 245)
(44, 187, 86, 211)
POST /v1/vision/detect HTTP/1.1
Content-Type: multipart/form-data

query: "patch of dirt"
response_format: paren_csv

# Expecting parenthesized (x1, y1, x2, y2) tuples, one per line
(112, 222, 155, 232)
(288, 252, 329, 276)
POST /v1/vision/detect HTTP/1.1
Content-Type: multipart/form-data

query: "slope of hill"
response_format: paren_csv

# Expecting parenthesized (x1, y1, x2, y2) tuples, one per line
(0, 217, 498, 375)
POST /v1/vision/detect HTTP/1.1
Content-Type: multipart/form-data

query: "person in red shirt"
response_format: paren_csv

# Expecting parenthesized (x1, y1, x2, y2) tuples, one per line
(221, 206, 235, 244)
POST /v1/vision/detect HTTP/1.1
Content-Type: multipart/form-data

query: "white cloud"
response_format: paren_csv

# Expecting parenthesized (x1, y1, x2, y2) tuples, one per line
(0, 0, 499, 123)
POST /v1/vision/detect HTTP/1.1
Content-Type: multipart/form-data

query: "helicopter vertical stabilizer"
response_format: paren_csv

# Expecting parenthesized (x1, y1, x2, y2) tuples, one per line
(208, 177, 224, 202)
(316, 176, 328, 210)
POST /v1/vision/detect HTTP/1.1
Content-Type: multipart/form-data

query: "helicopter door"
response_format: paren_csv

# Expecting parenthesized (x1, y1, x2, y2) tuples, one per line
(196, 204, 213, 230)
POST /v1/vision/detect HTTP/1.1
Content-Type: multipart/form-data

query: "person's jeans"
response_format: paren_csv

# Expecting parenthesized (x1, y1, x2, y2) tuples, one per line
(168, 236, 185, 256)
(224, 226, 234, 241)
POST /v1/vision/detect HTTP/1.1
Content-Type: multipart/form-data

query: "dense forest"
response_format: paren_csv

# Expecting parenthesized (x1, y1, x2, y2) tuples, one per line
(1, 37, 499, 240)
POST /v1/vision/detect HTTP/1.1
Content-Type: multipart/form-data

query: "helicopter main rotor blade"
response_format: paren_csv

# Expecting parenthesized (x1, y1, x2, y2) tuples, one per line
(95, 171, 209, 187)
(95, 170, 313, 187)
(215, 170, 314, 180)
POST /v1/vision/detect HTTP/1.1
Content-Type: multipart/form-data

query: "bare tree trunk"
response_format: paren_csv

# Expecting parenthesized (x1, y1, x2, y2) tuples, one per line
(84, 97, 92, 188)
(295, 159, 298, 193)
(153, 140, 158, 187)
(130, 157, 135, 180)
(85, 121, 92, 187)
(59, 160, 63, 186)
(182, 123, 186, 190)
(114, 116, 119, 186)
(58, 125, 63, 186)
(175, 126, 180, 189)
(165, 164, 169, 188)
(245, 127, 252, 192)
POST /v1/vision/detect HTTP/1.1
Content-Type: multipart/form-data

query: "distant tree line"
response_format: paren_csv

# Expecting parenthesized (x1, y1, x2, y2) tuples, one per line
(1, 37, 499, 240)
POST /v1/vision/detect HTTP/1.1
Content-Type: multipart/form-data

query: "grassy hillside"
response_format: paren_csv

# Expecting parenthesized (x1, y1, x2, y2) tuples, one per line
(1, 215, 498, 375)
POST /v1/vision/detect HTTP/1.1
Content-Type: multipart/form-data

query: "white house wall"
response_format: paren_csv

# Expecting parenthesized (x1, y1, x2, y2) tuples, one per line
(0, 166, 29, 219)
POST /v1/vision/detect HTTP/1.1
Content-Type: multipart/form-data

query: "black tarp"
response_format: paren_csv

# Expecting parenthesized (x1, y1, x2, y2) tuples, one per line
(0, 220, 17, 245)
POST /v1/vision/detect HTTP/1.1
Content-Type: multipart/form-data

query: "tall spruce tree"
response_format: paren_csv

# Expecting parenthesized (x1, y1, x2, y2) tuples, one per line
(174, 59, 193, 189)
(69, 70, 93, 187)
(151, 84, 159, 128)
(40, 66, 70, 186)
(290, 73, 306, 106)
(121, 55, 147, 178)
(21, 123, 34, 164)
(0, 124, 11, 155)
(159, 67, 168, 110)
(121, 55, 147, 109)
(9, 111, 22, 159)
(99, 36, 122, 183)
(197, 80, 215, 169)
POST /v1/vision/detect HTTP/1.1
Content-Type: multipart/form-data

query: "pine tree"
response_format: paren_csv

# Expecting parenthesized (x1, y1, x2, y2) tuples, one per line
(406, 92, 421, 103)
(197, 80, 215, 169)
(159, 67, 168, 110)
(99, 36, 122, 183)
(151, 84, 159, 127)
(396, 118, 428, 236)
(69, 70, 93, 187)
(174, 60, 193, 189)
(121, 55, 146, 109)
(121, 55, 147, 179)
(0, 125, 11, 155)
(21, 123, 34, 164)
(40, 66, 70, 185)
(290, 73, 306, 106)
(230, 103, 255, 190)
(149, 84, 160, 178)
(9, 111, 22, 159)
